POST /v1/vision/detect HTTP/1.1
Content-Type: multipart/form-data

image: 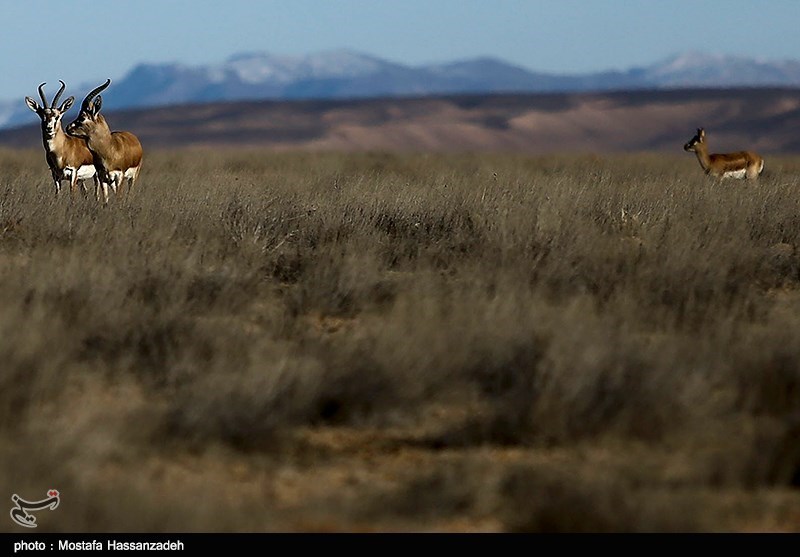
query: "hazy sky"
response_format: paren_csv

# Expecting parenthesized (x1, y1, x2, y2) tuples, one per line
(4, 0, 799, 101)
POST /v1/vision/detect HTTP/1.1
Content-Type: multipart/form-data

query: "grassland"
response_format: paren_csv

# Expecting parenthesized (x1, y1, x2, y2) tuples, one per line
(1, 147, 800, 532)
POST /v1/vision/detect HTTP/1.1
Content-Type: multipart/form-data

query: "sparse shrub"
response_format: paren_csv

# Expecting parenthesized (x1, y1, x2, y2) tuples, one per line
(2, 148, 800, 531)
(501, 466, 707, 532)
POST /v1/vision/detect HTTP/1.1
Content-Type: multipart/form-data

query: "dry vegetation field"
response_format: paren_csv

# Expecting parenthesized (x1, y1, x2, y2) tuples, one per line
(2, 147, 800, 532)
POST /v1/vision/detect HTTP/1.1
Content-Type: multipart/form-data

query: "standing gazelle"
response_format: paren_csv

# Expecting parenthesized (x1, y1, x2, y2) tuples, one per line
(683, 127, 764, 180)
(66, 79, 143, 204)
(25, 81, 97, 195)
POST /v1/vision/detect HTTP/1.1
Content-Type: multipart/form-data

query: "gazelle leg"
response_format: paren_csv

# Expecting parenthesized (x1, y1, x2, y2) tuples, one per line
(96, 171, 109, 205)
(108, 172, 120, 196)
(52, 169, 61, 195)
(128, 166, 140, 193)
(70, 171, 79, 197)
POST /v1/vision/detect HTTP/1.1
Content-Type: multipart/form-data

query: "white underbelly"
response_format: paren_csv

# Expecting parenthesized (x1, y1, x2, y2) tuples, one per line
(722, 168, 747, 179)
(104, 167, 138, 181)
(64, 165, 96, 180)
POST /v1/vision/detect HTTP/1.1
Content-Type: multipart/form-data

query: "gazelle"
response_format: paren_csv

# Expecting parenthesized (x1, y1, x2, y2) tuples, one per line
(683, 127, 764, 180)
(25, 81, 97, 195)
(65, 79, 143, 204)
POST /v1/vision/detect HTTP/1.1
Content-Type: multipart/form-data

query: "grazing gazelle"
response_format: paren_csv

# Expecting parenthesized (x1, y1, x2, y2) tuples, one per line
(25, 81, 97, 195)
(65, 79, 143, 204)
(683, 127, 764, 180)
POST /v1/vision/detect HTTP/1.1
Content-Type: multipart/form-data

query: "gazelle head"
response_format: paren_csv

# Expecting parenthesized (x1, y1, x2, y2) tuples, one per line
(65, 79, 111, 140)
(684, 128, 706, 153)
(25, 81, 75, 140)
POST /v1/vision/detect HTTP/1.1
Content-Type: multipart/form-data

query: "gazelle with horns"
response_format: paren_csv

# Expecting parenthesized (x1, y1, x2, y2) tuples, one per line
(25, 81, 97, 195)
(683, 128, 764, 180)
(66, 79, 143, 204)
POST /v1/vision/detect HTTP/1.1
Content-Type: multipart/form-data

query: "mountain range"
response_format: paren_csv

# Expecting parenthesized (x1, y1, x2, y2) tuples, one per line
(3, 50, 800, 131)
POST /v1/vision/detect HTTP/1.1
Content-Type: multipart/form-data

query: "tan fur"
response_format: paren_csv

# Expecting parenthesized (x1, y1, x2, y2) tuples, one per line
(47, 129, 94, 168)
(684, 128, 764, 180)
(66, 80, 144, 203)
(26, 82, 97, 195)
(82, 116, 144, 173)
(45, 126, 96, 193)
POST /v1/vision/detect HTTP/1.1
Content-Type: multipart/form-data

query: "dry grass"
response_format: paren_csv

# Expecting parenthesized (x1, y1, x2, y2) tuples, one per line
(1, 147, 800, 532)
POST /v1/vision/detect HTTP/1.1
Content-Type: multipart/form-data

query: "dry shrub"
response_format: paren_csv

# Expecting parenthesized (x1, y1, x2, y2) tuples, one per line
(3, 149, 800, 531)
(501, 465, 707, 532)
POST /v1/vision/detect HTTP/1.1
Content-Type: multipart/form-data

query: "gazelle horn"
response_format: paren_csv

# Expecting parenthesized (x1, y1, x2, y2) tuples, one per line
(81, 79, 111, 111)
(52, 80, 66, 108)
(37, 82, 48, 108)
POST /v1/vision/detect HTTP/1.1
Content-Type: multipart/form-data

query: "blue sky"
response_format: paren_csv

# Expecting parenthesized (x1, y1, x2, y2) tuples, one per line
(4, 0, 799, 101)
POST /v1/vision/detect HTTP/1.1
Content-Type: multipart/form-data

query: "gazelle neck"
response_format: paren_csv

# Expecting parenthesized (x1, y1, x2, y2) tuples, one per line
(44, 125, 69, 154)
(692, 142, 712, 173)
(85, 115, 113, 154)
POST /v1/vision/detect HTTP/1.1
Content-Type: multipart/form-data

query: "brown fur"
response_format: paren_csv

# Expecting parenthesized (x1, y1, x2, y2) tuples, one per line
(66, 83, 143, 203)
(684, 128, 764, 180)
(46, 128, 95, 170)
(26, 89, 96, 195)
(81, 115, 144, 173)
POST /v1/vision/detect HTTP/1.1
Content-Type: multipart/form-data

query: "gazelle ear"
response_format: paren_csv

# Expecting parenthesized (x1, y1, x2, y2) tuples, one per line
(25, 97, 40, 113)
(698, 128, 705, 138)
(59, 96, 74, 112)
(91, 95, 102, 114)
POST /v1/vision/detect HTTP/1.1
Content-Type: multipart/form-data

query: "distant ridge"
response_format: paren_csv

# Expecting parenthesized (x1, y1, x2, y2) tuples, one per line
(3, 88, 800, 154)
(3, 50, 800, 130)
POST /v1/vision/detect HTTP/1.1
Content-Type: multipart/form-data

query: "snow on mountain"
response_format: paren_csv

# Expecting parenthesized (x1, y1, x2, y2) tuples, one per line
(644, 52, 800, 87)
(2, 50, 800, 130)
(650, 51, 729, 74)
(225, 50, 387, 84)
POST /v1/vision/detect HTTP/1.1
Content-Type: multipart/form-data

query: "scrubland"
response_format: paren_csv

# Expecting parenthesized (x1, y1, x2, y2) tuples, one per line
(1, 148, 799, 531)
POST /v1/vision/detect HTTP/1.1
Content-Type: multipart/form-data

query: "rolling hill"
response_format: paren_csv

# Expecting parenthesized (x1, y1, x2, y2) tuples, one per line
(3, 88, 800, 154)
